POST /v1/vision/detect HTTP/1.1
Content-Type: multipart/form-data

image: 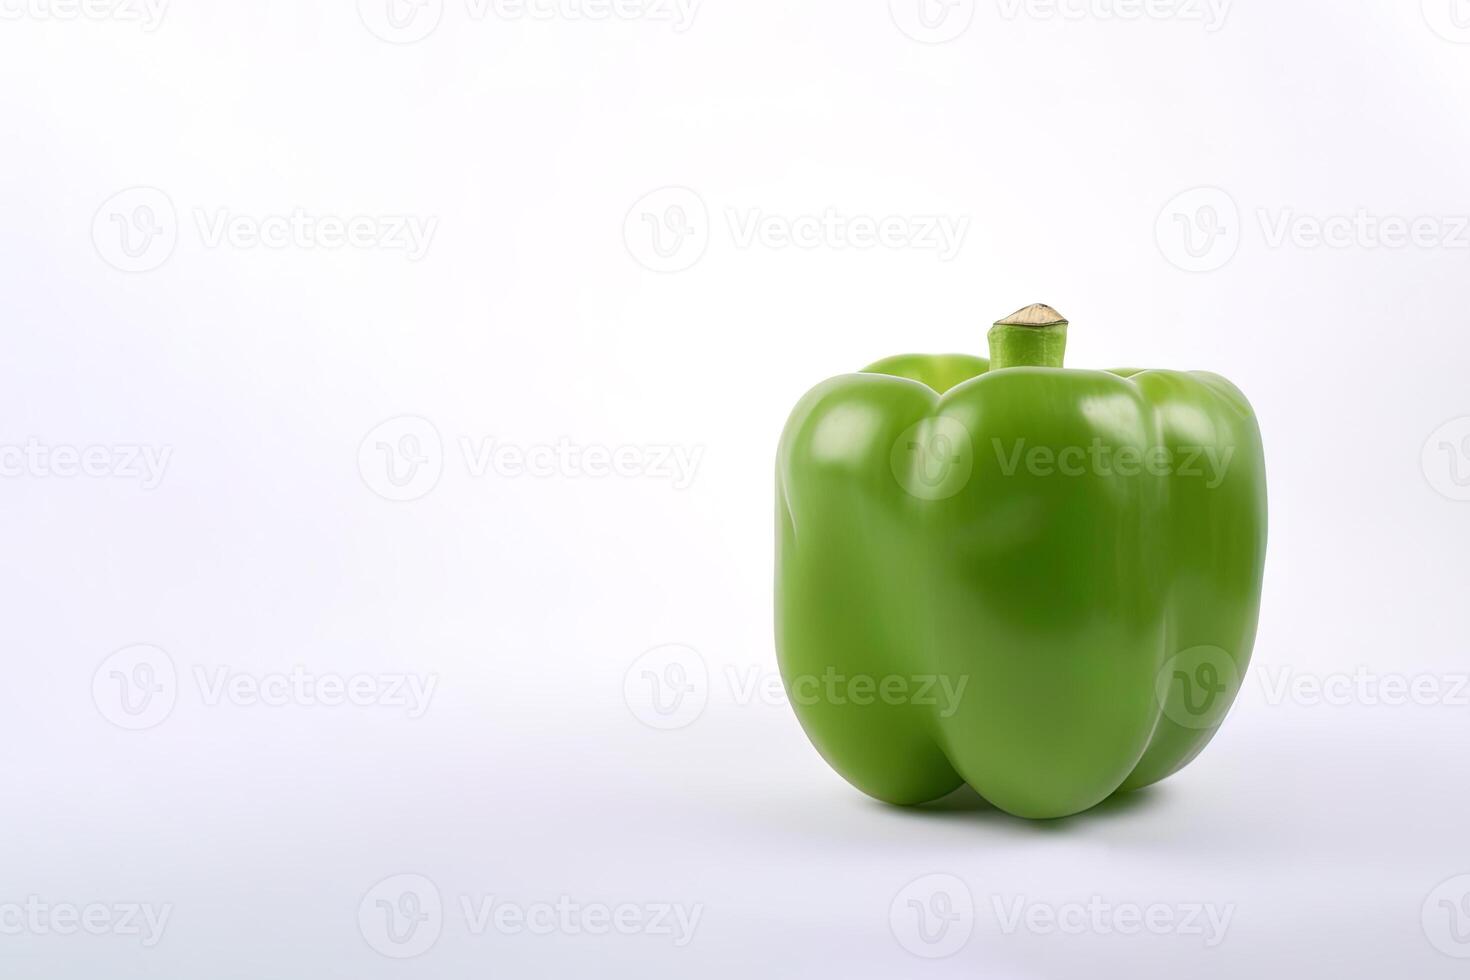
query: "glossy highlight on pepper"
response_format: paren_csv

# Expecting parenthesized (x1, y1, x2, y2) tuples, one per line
(774, 305, 1267, 819)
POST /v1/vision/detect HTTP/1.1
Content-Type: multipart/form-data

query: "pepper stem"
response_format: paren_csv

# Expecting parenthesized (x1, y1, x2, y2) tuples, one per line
(988, 304, 1068, 370)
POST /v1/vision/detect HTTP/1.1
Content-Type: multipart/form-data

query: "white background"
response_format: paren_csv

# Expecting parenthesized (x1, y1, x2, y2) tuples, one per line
(3, 1, 1470, 976)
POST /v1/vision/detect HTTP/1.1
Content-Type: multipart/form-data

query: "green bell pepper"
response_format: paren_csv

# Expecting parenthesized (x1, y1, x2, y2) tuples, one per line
(775, 305, 1266, 819)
